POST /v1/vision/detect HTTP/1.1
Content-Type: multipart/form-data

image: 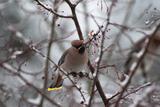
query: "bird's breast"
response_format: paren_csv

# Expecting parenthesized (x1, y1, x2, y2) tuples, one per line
(61, 49, 88, 73)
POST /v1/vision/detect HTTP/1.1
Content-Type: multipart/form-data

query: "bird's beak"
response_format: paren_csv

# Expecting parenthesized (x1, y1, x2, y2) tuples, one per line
(78, 43, 84, 50)
(77, 43, 84, 53)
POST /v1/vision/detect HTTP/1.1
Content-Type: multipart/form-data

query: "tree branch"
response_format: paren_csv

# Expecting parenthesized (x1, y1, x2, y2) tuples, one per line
(65, 0, 84, 40)
(2, 62, 61, 107)
(88, 0, 116, 106)
(34, 0, 72, 18)
(115, 19, 160, 107)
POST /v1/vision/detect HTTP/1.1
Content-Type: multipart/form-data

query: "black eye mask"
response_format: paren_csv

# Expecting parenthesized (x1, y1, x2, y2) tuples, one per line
(73, 44, 83, 49)
(73, 44, 85, 54)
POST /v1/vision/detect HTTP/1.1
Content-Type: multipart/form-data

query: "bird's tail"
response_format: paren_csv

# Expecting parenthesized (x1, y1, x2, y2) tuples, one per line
(47, 74, 64, 91)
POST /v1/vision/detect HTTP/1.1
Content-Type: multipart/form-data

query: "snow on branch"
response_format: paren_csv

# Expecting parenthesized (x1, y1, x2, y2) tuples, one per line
(34, 0, 72, 18)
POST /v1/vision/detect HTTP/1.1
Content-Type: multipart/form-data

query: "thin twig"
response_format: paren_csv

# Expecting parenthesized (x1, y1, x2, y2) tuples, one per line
(114, 19, 160, 107)
(88, 0, 116, 106)
(2, 62, 61, 107)
(34, 0, 72, 18)
(65, 0, 84, 40)
(39, 0, 59, 106)
(32, 47, 86, 102)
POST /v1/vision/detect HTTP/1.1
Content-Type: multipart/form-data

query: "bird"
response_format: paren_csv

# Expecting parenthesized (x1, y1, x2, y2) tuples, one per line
(48, 40, 88, 91)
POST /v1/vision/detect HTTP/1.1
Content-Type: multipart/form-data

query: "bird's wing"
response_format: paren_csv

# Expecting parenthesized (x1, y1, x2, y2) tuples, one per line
(58, 49, 69, 66)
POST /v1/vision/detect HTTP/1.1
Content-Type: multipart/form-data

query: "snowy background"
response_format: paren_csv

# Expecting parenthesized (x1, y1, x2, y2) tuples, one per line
(0, 0, 160, 107)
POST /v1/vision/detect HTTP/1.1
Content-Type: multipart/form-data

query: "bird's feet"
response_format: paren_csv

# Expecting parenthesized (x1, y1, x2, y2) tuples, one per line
(69, 72, 77, 77)
(78, 72, 83, 78)
(69, 72, 84, 78)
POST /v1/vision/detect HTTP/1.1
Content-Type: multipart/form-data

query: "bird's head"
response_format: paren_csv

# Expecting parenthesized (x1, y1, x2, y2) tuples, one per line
(71, 40, 85, 54)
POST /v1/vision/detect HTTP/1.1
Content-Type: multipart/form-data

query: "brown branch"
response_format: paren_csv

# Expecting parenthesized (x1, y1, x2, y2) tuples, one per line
(39, 0, 59, 106)
(84, 25, 103, 45)
(88, 60, 108, 106)
(2, 62, 61, 107)
(88, 0, 116, 106)
(34, 0, 84, 42)
(122, 82, 151, 99)
(34, 0, 72, 18)
(34, 0, 110, 106)
(114, 19, 160, 107)
(32, 47, 86, 102)
(65, 0, 84, 40)
(35, 0, 84, 40)
(61, 0, 109, 105)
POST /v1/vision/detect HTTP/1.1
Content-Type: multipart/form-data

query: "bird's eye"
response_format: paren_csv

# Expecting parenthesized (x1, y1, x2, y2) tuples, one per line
(73, 44, 82, 49)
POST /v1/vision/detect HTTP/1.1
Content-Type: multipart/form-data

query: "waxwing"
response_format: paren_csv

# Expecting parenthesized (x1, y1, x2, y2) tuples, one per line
(48, 40, 88, 91)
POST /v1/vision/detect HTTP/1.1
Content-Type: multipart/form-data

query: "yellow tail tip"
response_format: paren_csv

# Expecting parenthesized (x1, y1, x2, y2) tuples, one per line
(47, 86, 62, 91)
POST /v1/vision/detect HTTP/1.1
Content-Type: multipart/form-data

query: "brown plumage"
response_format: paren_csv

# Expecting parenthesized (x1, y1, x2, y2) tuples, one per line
(48, 40, 88, 91)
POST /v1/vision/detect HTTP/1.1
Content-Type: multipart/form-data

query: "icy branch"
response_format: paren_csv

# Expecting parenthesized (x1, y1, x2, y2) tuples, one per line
(34, 0, 72, 18)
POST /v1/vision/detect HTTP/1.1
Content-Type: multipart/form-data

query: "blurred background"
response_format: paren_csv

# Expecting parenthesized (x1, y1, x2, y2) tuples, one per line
(0, 0, 160, 107)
